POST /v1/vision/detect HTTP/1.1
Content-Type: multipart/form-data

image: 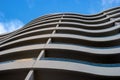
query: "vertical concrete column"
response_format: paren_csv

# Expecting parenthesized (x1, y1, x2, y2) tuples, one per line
(25, 70, 34, 80)
(24, 14, 64, 80)
(35, 15, 64, 61)
(36, 50, 45, 61)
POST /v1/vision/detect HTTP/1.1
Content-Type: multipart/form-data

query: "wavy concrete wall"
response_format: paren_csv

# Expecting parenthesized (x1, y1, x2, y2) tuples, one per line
(0, 7, 120, 80)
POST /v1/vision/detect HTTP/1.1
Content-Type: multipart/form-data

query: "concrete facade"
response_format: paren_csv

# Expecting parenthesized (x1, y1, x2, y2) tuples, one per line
(0, 7, 120, 80)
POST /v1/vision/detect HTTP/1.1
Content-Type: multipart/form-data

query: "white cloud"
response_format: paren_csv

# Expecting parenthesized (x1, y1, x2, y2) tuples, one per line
(101, 0, 120, 9)
(0, 19, 24, 34)
(0, 23, 6, 34)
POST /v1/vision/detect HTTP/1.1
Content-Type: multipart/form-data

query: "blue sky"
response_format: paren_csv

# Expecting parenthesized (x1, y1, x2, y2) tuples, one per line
(0, 0, 120, 34)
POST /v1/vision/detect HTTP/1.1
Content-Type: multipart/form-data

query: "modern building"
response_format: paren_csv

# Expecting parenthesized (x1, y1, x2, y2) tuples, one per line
(0, 7, 120, 80)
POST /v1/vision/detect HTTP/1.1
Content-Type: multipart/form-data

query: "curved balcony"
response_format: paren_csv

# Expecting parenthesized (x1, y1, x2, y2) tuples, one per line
(0, 7, 120, 80)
